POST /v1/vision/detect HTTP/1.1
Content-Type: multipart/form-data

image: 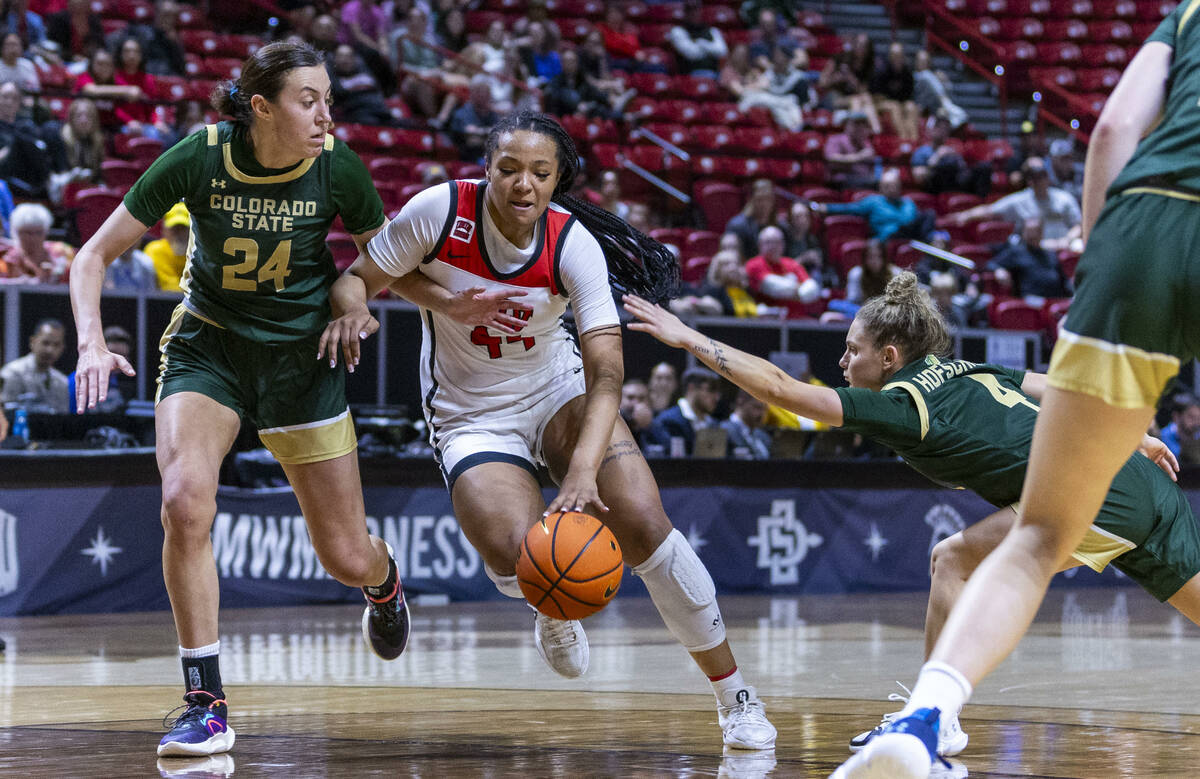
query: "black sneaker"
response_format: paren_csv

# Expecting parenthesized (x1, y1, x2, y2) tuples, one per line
(157, 690, 235, 757)
(361, 543, 410, 660)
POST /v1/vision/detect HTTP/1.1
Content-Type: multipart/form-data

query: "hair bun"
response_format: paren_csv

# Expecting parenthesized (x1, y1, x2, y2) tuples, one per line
(884, 270, 919, 304)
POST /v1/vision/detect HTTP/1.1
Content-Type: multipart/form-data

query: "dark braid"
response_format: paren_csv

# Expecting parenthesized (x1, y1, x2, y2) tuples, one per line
(484, 111, 680, 304)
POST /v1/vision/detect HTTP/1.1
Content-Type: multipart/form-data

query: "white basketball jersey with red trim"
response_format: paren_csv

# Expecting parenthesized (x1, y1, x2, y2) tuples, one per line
(417, 180, 584, 427)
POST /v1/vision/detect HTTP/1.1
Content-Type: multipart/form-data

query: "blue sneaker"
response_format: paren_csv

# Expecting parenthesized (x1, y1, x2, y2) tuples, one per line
(157, 691, 235, 757)
(830, 707, 948, 779)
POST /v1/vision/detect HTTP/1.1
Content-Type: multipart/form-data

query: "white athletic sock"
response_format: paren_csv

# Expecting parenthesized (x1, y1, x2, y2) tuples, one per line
(900, 661, 972, 731)
(709, 666, 749, 706)
(179, 641, 220, 659)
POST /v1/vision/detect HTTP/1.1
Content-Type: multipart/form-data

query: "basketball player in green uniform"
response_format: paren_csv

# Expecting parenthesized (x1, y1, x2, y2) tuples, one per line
(624, 272, 1200, 771)
(68, 42, 410, 759)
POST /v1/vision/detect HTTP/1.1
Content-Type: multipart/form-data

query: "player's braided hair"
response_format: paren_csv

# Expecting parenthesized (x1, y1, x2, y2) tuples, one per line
(213, 41, 325, 128)
(856, 271, 952, 360)
(484, 111, 680, 304)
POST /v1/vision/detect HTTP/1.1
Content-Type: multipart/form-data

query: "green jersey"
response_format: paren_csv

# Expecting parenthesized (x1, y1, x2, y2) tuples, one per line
(1109, 1, 1200, 195)
(124, 122, 384, 342)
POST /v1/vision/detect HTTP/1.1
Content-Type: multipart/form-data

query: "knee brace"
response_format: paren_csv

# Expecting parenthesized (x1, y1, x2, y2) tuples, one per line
(633, 528, 726, 652)
(485, 564, 524, 599)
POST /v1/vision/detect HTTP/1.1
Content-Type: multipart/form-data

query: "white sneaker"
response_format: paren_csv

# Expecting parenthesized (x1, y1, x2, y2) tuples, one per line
(717, 686, 777, 750)
(849, 683, 968, 757)
(533, 612, 589, 678)
(831, 707, 942, 779)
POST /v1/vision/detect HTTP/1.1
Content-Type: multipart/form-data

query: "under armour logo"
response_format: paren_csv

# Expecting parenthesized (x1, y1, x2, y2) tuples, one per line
(211, 178, 227, 189)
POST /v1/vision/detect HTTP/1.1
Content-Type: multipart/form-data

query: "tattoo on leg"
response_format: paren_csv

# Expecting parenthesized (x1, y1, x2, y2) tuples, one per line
(707, 337, 730, 375)
(601, 440, 643, 469)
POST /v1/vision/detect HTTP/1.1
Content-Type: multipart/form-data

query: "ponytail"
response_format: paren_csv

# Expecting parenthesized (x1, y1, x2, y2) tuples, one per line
(484, 111, 680, 304)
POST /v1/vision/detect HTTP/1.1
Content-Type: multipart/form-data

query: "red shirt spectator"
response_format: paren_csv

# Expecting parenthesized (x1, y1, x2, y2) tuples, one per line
(745, 225, 821, 318)
(598, 6, 640, 60)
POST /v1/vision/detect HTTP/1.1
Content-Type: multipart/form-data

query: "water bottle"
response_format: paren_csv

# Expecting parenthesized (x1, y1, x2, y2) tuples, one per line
(11, 408, 27, 442)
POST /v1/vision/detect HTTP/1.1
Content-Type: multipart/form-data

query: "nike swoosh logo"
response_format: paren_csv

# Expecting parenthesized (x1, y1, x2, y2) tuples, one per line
(603, 585, 616, 598)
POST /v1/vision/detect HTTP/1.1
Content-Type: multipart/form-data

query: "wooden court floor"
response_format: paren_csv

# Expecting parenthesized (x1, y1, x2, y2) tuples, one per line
(1, 588, 1197, 777)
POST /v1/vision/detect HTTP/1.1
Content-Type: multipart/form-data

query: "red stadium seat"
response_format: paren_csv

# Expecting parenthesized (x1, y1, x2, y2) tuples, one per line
(1035, 41, 1082, 64)
(732, 127, 781, 155)
(939, 192, 982, 215)
(949, 243, 995, 267)
(833, 238, 867, 278)
(992, 299, 1045, 330)
(821, 215, 869, 256)
(674, 75, 723, 102)
(649, 228, 690, 248)
(801, 186, 840, 204)
(100, 159, 144, 190)
(997, 17, 1044, 40)
(762, 158, 802, 181)
(1042, 19, 1090, 40)
(642, 123, 689, 147)
(905, 191, 937, 213)
(589, 143, 623, 169)
(1075, 67, 1122, 91)
(974, 220, 1016, 244)
(75, 187, 125, 242)
(326, 232, 360, 271)
(1079, 44, 1128, 66)
(179, 29, 220, 55)
(682, 255, 712, 283)
(695, 181, 742, 231)
(699, 5, 738, 27)
(684, 230, 721, 259)
(892, 242, 921, 269)
(692, 125, 733, 151)
(367, 158, 412, 183)
(1089, 20, 1134, 41)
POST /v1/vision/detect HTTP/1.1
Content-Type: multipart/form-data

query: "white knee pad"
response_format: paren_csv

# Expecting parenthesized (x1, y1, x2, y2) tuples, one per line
(484, 564, 524, 599)
(633, 528, 726, 652)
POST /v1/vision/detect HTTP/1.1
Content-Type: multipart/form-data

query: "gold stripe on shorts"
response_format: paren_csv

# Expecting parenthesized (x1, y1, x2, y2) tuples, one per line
(1009, 502, 1136, 573)
(1071, 524, 1138, 573)
(155, 302, 189, 405)
(1048, 329, 1180, 409)
(259, 408, 357, 465)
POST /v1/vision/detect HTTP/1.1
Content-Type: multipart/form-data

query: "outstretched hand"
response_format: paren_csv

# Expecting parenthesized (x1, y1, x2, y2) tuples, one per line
(622, 294, 696, 349)
(1139, 434, 1180, 482)
(545, 469, 609, 517)
(75, 343, 135, 413)
(445, 287, 532, 334)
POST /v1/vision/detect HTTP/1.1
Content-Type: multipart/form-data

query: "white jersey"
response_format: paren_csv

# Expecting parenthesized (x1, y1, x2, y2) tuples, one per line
(366, 180, 620, 431)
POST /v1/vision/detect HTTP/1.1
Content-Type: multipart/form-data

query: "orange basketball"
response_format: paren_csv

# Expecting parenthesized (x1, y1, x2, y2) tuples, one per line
(516, 511, 623, 620)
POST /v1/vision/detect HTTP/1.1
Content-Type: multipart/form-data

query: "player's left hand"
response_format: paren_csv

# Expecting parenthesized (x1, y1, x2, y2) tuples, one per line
(445, 287, 532, 334)
(545, 470, 609, 517)
(623, 294, 696, 348)
(1139, 434, 1179, 481)
(318, 306, 378, 373)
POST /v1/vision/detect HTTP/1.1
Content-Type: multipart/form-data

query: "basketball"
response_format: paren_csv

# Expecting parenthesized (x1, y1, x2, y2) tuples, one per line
(516, 511, 623, 620)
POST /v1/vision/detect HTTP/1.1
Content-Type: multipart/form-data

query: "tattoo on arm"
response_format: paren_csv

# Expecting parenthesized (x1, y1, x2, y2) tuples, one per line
(600, 439, 643, 468)
(707, 337, 731, 375)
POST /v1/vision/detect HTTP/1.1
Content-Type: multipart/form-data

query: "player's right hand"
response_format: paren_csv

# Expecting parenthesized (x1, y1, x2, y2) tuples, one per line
(622, 294, 695, 349)
(319, 306, 379, 373)
(75, 343, 135, 413)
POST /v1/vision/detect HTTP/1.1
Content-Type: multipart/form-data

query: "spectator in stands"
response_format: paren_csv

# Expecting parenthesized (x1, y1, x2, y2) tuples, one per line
(765, 45, 816, 115)
(518, 19, 561, 83)
(725, 178, 784, 258)
(308, 12, 339, 57)
(1006, 121, 1048, 189)
(0, 82, 51, 196)
(747, 8, 800, 67)
(626, 202, 654, 235)
(328, 43, 394, 126)
(491, 44, 539, 114)
(578, 28, 635, 109)
(950, 157, 1082, 251)
(0, 31, 36, 91)
(986, 217, 1072, 299)
(165, 98, 205, 147)
(3, 202, 73, 282)
(1047, 138, 1083, 203)
(75, 47, 139, 133)
(648, 366, 721, 456)
(718, 231, 744, 259)
(927, 270, 982, 330)
(912, 49, 966, 130)
(1161, 394, 1200, 464)
(143, 201, 188, 292)
(393, 7, 441, 119)
(67, 324, 135, 413)
(815, 167, 933, 242)
(0, 318, 69, 413)
(595, 170, 629, 220)
(449, 73, 500, 162)
(911, 112, 990, 197)
(48, 97, 103, 203)
(670, 249, 758, 318)
(720, 42, 801, 131)
(479, 19, 508, 74)
(668, 0, 726, 78)
(2, 0, 46, 55)
(819, 34, 880, 133)
(597, 4, 643, 73)
(785, 201, 835, 289)
(339, 0, 394, 96)
(435, 6, 467, 52)
(823, 111, 878, 189)
(745, 225, 820, 318)
(113, 36, 168, 139)
(111, 0, 185, 77)
(845, 238, 900, 305)
(544, 47, 611, 118)
(104, 243, 157, 291)
(620, 377, 656, 451)
(420, 162, 448, 188)
(46, 0, 104, 70)
(648, 361, 679, 414)
(722, 390, 772, 459)
(870, 42, 918, 141)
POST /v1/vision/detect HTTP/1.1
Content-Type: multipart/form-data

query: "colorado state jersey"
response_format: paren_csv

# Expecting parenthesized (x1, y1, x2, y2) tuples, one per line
(123, 122, 384, 342)
(1109, 2, 1200, 195)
